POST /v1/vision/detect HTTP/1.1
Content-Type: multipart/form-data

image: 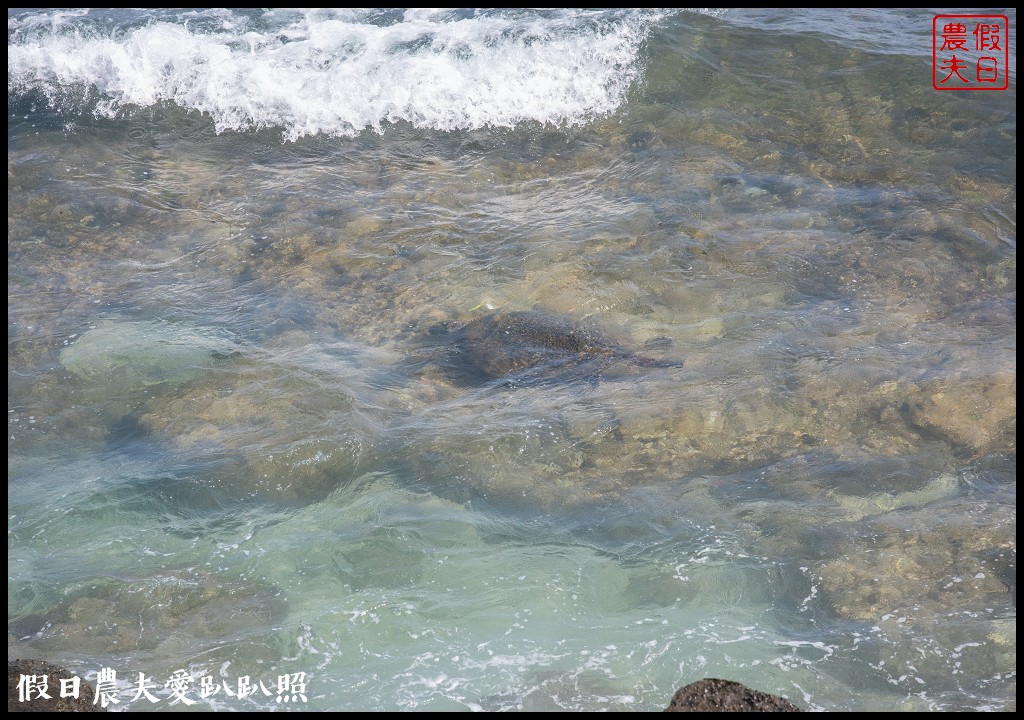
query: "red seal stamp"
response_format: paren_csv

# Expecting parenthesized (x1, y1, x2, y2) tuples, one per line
(933, 14, 1009, 90)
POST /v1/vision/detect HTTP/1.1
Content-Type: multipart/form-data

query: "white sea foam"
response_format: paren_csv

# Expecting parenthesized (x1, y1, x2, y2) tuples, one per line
(8, 8, 667, 140)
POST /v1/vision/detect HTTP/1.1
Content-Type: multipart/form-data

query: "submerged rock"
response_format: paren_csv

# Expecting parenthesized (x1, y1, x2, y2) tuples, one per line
(10, 570, 287, 660)
(60, 318, 238, 398)
(427, 309, 682, 386)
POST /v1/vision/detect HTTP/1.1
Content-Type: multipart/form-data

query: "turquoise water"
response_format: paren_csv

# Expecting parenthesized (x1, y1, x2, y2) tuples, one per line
(8, 9, 1016, 711)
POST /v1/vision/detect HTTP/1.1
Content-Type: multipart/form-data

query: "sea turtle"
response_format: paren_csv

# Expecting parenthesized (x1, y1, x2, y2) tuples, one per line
(424, 309, 682, 386)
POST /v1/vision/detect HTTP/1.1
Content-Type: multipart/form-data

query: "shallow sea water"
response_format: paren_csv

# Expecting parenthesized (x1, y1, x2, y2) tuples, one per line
(8, 8, 1016, 711)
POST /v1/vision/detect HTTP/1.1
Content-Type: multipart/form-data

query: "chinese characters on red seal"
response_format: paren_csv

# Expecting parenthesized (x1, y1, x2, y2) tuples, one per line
(933, 14, 1009, 90)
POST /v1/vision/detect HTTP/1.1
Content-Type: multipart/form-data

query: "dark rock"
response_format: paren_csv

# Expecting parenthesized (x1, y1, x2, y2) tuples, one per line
(8, 659, 104, 712)
(665, 679, 802, 712)
(429, 309, 682, 386)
